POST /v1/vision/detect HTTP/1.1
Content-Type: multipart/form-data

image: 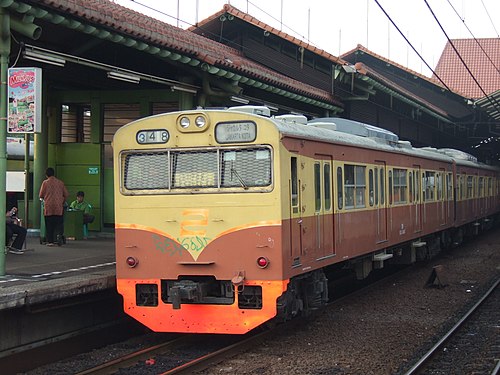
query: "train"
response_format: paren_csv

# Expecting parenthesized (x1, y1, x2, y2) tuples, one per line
(112, 106, 500, 334)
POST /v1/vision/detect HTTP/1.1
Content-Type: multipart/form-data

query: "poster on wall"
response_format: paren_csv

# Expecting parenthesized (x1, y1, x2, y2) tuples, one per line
(7, 67, 42, 133)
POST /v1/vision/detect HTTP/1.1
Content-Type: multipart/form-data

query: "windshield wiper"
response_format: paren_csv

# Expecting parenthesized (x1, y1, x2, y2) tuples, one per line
(231, 167, 248, 189)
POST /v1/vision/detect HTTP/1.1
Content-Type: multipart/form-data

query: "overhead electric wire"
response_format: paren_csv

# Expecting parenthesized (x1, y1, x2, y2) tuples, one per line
(480, 0, 499, 38)
(445, 0, 500, 76)
(423, 0, 500, 111)
(371, 0, 453, 92)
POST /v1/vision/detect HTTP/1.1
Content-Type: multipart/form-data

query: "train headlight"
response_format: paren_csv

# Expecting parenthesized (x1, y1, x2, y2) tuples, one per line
(195, 115, 206, 128)
(179, 116, 190, 128)
(256, 256, 269, 268)
(126, 256, 139, 268)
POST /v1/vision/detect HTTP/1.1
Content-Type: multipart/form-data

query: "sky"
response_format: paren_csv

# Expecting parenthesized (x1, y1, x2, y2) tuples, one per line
(114, 0, 500, 77)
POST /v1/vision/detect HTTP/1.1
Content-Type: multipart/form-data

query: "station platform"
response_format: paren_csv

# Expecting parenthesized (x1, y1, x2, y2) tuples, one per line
(0, 233, 116, 312)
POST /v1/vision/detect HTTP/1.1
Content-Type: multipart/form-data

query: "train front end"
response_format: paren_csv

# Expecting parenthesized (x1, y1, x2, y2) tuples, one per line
(112, 108, 287, 334)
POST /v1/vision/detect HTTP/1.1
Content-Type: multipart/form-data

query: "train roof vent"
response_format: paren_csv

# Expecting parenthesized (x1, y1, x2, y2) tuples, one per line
(274, 114, 308, 125)
(437, 148, 478, 162)
(227, 105, 271, 117)
(397, 140, 412, 149)
(308, 117, 399, 142)
(420, 146, 439, 153)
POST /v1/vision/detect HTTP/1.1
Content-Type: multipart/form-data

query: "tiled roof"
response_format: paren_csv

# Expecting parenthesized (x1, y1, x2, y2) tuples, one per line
(21, 0, 342, 107)
(191, 4, 347, 66)
(433, 38, 500, 99)
(342, 44, 445, 88)
(342, 45, 474, 119)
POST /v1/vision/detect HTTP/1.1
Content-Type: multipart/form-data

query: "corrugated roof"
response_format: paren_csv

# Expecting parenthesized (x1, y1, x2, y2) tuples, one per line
(7, 0, 342, 108)
(433, 38, 500, 99)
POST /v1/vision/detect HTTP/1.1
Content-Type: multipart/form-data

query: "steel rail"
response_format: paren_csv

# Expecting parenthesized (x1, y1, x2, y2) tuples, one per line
(404, 277, 499, 375)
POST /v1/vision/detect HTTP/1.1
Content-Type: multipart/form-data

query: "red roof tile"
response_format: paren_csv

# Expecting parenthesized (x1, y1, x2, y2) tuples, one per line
(191, 4, 347, 66)
(29, 0, 342, 107)
(433, 38, 500, 99)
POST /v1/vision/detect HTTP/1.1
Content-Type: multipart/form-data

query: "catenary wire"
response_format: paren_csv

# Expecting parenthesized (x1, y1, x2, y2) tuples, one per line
(445, 0, 500, 76)
(371, 0, 453, 92)
(423, 0, 500, 112)
(480, 0, 499, 38)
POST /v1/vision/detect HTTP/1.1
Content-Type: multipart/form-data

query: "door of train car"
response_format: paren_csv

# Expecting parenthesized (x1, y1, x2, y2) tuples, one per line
(374, 161, 388, 243)
(313, 158, 334, 259)
(290, 156, 303, 261)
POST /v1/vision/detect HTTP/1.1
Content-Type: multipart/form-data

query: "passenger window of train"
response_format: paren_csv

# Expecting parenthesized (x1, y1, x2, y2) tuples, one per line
(479, 177, 484, 198)
(380, 168, 385, 205)
(414, 171, 420, 203)
(172, 151, 218, 188)
(291, 157, 298, 210)
(388, 171, 393, 205)
(424, 171, 435, 201)
(314, 163, 321, 212)
(324, 163, 332, 211)
(220, 148, 271, 188)
(467, 176, 473, 199)
(337, 167, 343, 210)
(408, 172, 412, 202)
(393, 168, 407, 204)
(344, 164, 366, 209)
(374, 168, 379, 206)
(368, 169, 374, 206)
(447, 173, 453, 201)
(460, 174, 466, 200)
(437, 173, 443, 201)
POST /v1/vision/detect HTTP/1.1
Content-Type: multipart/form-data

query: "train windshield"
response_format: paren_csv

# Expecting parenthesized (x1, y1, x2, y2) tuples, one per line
(121, 146, 272, 194)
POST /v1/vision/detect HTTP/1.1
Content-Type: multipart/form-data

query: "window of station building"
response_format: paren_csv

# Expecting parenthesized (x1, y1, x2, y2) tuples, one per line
(302, 50, 315, 68)
(282, 43, 297, 59)
(344, 164, 366, 209)
(315, 60, 331, 75)
(424, 171, 435, 201)
(324, 163, 332, 211)
(337, 167, 343, 210)
(61, 104, 91, 143)
(103, 103, 141, 143)
(264, 34, 281, 51)
(393, 168, 407, 204)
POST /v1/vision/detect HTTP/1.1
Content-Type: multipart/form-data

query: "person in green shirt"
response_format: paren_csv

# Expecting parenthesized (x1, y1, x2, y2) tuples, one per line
(69, 191, 95, 225)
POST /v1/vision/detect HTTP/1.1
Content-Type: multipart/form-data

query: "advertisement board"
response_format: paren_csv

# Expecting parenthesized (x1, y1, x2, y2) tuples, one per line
(7, 67, 42, 133)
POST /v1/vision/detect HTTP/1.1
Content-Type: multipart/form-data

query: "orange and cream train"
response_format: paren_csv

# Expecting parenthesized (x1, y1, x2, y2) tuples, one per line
(112, 106, 500, 334)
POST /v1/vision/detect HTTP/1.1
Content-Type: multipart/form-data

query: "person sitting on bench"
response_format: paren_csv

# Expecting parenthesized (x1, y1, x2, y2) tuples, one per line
(6, 207, 27, 255)
(69, 191, 94, 239)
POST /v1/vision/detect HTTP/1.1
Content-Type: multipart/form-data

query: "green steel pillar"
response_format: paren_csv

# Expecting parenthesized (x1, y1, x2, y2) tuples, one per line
(0, 9, 10, 276)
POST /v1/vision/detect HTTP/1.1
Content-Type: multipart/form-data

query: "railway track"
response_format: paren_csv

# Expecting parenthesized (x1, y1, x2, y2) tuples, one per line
(74, 325, 292, 375)
(403, 277, 500, 375)
(73, 267, 408, 375)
